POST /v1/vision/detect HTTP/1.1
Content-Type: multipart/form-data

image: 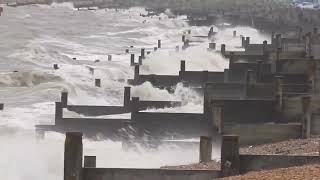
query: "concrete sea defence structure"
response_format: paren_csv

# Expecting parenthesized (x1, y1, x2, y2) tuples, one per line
(63, 133, 320, 180)
(34, 19, 320, 178)
(36, 19, 320, 144)
(2, 0, 316, 179)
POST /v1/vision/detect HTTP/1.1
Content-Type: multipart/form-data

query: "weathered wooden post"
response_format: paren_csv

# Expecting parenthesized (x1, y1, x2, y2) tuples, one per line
(305, 32, 312, 57)
(262, 40, 268, 56)
(229, 52, 235, 65)
(124, 86, 131, 108)
(108, 55, 112, 61)
(308, 57, 317, 93)
(203, 70, 209, 85)
(131, 97, 139, 113)
(208, 27, 214, 38)
(183, 39, 190, 50)
(130, 54, 135, 66)
(141, 48, 145, 59)
(158, 40, 161, 48)
(95, 79, 101, 87)
(241, 36, 245, 48)
(134, 65, 139, 80)
(53, 64, 59, 70)
(246, 70, 254, 83)
(212, 101, 224, 133)
(297, 27, 302, 41)
(88, 67, 94, 75)
(55, 102, 63, 124)
(233, 30, 236, 37)
(221, 135, 240, 177)
(84, 156, 96, 168)
(64, 132, 83, 180)
(61, 91, 68, 108)
(275, 76, 284, 114)
(256, 60, 263, 82)
(224, 69, 229, 83)
(275, 48, 282, 73)
(138, 56, 142, 65)
(209, 42, 216, 50)
(271, 32, 275, 45)
(275, 34, 282, 49)
(175, 45, 179, 52)
(245, 70, 253, 97)
(199, 136, 212, 163)
(245, 37, 250, 48)
(221, 44, 226, 55)
(180, 60, 186, 72)
(301, 96, 311, 139)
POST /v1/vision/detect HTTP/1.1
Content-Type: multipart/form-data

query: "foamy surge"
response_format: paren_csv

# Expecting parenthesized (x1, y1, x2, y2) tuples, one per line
(0, 4, 269, 179)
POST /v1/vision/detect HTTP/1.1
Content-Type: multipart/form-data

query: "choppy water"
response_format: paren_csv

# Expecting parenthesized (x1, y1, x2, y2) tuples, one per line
(0, 3, 270, 179)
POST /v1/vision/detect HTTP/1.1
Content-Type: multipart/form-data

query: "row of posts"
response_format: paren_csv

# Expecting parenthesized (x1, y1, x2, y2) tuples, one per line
(64, 132, 241, 180)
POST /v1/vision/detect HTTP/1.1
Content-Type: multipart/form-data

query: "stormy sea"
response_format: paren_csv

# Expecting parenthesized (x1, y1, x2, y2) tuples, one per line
(0, 3, 269, 179)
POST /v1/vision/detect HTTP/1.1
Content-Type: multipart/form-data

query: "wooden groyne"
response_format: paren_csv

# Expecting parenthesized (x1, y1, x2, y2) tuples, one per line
(36, 24, 320, 145)
(63, 133, 320, 180)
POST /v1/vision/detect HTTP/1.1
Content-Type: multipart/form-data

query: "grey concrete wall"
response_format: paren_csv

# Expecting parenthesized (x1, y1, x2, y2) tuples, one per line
(180, 71, 225, 86)
(207, 72, 225, 83)
(83, 168, 221, 180)
(67, 105, 127, 116)
(205, 83, 275, 100)
(239, 154, 320, 174)
(180, 71, 207, 86)
(138, 100, 182, 110)
(213, 99, 275, 124)
(278, 59, 309, 74)
(229, 63, 271, 82)
(247, 83, 275, 99)
(245, 44, 274, 54)
(261, 74, 308, 84)
(283, 97, 320, 122)
(131, 112, 210, 138)
(66, 100, 182, 116)
(224, 123, 301, 145)
(137, 75, 181, 87)
(205, 83, 246, 99)
(224, 52, 266, 62)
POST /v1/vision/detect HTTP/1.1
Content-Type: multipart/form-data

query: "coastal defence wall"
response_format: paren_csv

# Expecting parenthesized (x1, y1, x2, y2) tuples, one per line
(64, 133, 320, 180)
(83, 168, 220, 180)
